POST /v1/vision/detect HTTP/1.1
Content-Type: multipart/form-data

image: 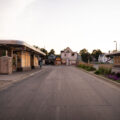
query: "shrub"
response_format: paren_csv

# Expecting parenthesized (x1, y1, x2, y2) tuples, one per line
(107, 74, 119, 80)
(78, 62, 96, 71)
(111, 72, 115, 75)
(94, 70, 100, 75)
(116, 72, 120, 77)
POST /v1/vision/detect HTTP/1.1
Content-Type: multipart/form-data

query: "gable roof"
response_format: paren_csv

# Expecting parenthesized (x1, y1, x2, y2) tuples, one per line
(61, 47, 73, 53)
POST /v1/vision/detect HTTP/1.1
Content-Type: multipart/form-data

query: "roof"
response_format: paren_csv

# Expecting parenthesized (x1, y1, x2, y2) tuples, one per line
(99, 54, 105, 57)
(48, 54, 56, 59)
(61, 47, 77, 53)
(0, 40, 46, 56)
(106, 51, 120, 56)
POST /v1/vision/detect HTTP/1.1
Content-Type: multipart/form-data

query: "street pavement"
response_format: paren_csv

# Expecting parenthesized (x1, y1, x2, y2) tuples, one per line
(0, 66, 120, 120)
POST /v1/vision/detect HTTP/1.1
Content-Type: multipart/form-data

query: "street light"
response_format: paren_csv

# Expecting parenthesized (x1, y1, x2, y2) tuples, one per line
(114, 40, 117, 51)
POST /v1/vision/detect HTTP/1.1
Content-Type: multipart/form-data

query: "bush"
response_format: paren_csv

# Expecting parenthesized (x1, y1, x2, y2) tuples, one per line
(107, 74, 119, 80)
(78, 62, 96, 71)
(94, 70, 100, 75)
(116, 72, 120, 77)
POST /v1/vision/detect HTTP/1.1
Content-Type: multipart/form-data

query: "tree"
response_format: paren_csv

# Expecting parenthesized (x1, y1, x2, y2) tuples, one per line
(40, 48, 48, 55)
(48, 49, 55, 55)
(33, 45, 48, 58)
(91, 49, 102, 62)
(33, 45, 40, 50)
(80, 49, 88, 55)
(80, 49, 91, 63)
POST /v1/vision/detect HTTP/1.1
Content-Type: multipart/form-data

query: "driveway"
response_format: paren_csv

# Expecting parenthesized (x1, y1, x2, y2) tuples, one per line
(0, 66, 120, 120)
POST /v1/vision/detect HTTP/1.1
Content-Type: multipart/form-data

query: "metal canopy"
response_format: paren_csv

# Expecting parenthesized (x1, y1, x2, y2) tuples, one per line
(0, 40, 46, 56)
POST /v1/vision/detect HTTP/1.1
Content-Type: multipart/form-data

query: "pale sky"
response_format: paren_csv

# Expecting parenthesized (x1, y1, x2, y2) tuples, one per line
(0, 0, 120, 54)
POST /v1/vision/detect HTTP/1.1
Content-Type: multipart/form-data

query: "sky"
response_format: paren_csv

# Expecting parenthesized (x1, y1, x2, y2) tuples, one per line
(0, 0, 120, 54)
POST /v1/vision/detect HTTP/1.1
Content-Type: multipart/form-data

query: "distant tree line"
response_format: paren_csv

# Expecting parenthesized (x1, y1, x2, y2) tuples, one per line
(33, 45, 56, 58)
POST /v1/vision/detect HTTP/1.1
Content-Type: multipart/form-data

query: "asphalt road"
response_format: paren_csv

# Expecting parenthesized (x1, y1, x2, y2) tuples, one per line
(0, 66, 120, 120)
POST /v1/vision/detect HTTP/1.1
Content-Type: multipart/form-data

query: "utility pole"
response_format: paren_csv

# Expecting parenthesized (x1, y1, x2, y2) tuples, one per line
(114, 40, 117, 51)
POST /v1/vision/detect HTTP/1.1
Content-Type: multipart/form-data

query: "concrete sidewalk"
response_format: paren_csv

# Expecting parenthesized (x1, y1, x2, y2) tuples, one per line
(0, 66, 46, 90)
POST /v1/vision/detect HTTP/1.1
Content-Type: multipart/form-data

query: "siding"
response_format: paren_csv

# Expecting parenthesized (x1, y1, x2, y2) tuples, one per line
(21, 52, 31, 68)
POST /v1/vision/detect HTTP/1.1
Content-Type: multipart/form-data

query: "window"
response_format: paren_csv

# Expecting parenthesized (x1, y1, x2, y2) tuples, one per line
(72, 53, 74, 56)
(66, 50, 69, 53)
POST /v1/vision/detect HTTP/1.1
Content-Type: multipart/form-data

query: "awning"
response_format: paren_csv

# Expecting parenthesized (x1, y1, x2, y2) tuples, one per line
(0, 40, 46, 56)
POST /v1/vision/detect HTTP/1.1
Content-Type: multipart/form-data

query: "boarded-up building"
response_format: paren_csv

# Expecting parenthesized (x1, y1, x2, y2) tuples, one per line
(0, 40, 46, 74)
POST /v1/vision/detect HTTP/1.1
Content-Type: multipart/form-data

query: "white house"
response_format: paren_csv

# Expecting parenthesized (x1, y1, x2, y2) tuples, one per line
(98, 54, 113, 63)
(61, 47, 79, 65)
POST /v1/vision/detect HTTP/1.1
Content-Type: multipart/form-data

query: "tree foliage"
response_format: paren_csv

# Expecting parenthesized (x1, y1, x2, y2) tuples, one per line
(79, 49, 91, 63)
(33, 45, 48, 58)
(91, 49, 102, 61)
(48, 49, 55, 55)
(40, 48, 48, 55)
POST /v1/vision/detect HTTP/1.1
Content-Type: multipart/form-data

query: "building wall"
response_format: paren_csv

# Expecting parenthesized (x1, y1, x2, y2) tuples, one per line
(0, 56, 12, 74)
(98, 55, 108, 63)
(70, 60, 77, 64)
(61, 52, 77, 65)
(114, 56, 120, 65)
(61, 52, 77, 61)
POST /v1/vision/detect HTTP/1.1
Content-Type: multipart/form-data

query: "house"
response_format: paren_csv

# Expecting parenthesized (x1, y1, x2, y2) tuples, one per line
(61, 47, 79, 65)
(55, 56, 61, 65)
(98, 54, 113, 63)
(98, 54, 108, 63)
(0, 40, 46, 74)
(45, 54, 56, 65)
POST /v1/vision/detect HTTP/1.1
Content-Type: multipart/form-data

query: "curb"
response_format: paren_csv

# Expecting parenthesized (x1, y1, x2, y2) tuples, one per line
(0, 68, 45, 92)
(77, 67, 120, 88)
